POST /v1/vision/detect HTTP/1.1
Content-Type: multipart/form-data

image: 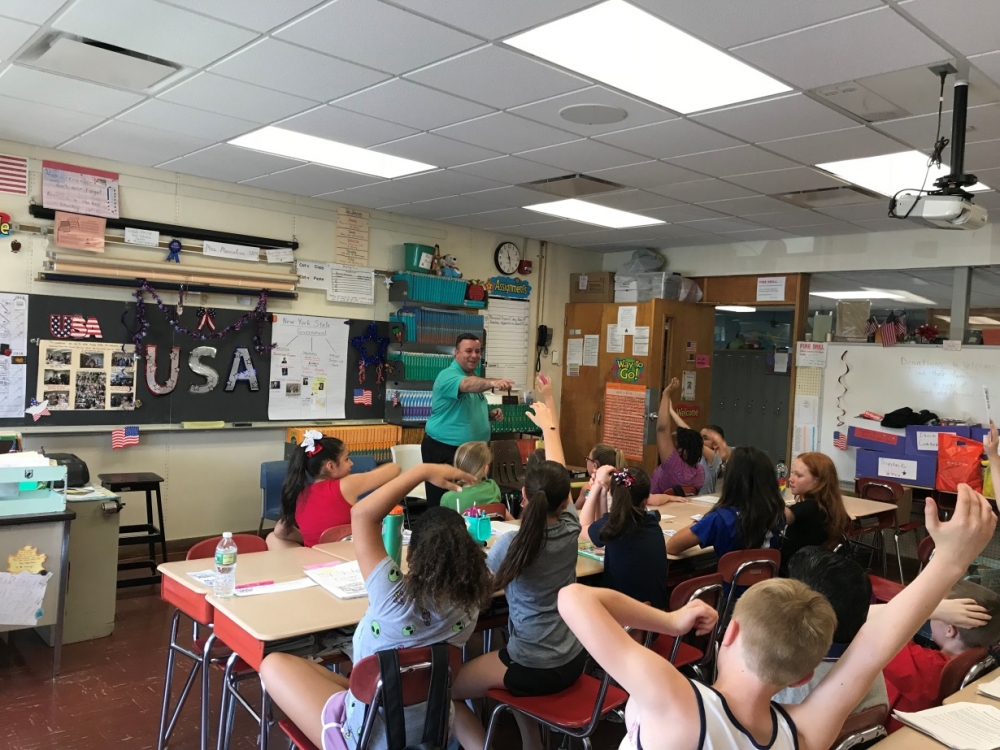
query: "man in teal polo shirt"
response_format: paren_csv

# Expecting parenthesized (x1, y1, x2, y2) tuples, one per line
(421, 333, 513, 506)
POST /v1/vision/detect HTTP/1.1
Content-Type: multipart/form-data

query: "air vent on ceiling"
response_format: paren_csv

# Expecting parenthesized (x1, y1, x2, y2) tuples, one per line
(776, 185, 882, 209)
(520, 173, 624, 198)
(814, 81, 911, 123)
(26, 35, 180, 91)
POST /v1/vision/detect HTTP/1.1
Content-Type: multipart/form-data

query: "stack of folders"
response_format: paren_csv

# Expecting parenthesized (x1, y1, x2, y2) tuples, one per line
(893, 703, 1000, 750)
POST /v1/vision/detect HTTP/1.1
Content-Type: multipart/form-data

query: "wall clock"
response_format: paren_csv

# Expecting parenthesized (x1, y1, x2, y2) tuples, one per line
(494, 242, 521, 275)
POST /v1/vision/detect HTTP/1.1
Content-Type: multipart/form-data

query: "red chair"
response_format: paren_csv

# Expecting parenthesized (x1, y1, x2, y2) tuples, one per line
(278, 718, 320, 750)
(853, 478, 907, 579)
(482, 653, 628, 749)
(830, 705, 888, 750)
(475, 502, 509, 520)
(936, 647, 989, 704)
(158, 534, 267, 750)
(869, 536, 935, 603)
(646, 573, 723, 682)
(318, 524, 353, 544)
(716, 549, 781, 634)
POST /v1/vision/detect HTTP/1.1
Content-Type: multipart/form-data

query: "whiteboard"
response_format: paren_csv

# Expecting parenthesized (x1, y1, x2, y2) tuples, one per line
(268, 314, 350, 421)
(483, 299, 530, 392)
(815, 343, 997, 481)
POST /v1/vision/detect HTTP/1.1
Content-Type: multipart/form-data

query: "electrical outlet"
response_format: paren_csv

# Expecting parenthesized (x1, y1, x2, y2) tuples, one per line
(551, 350, 560, 365)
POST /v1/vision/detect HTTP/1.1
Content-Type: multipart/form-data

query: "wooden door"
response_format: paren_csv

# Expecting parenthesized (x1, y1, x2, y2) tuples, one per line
(559, 303, 607, 468)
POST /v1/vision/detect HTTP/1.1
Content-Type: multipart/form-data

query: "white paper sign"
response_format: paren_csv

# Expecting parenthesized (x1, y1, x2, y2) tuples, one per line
(578, 275, 589, 291)
(266, 247, 295, 263)
(632, 326, 650, 357)
(268, 314, 349, 421)
(42, 161, 119, 218)
(793, 425, 817, 454)
(203, 240, 259, 262)
(0, 292, 28, 419)
(794, 395, 819, 426)
(583, 335, 599, 367)
(878, 456, 918, 481)
(0, 572, 51, 627)
(756, 276, 787, 302)
(682, 370, 696, 401)
(124, 227, 160, 247)
(295, 260, 331, 290)
(617, 306, 638, 336)
(916, 431, 942, 451)
(943, 339, 962, 352)
(614, 277, 638, 303)
(775, 351, 789, 373)
(796, 341, 828, 368)
(566, 338, 583, 367)
(327, 264, 374, 306)
(607, 324, 624, 353)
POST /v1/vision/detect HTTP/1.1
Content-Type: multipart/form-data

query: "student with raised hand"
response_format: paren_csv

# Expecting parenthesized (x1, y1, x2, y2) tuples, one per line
(259, 462, 493, 750)
(649, 377, 704, 505)
(670, 400, 729, 495)
(558, 483, 997, 750)
(666, 445, 785, 559)
(267, 430, 401, 549)
(782, 452, 851, 567)
(451, 390, 584, 750)
(575, 443, 627, 509)
(581, 464, 668, 610)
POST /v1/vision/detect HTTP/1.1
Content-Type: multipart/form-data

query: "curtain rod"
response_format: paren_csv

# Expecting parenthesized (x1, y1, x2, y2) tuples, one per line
(37, 272, 299, 300)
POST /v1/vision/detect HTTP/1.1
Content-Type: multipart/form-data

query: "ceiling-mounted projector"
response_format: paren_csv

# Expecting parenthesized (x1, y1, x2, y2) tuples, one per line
(890, 193, 988, 230)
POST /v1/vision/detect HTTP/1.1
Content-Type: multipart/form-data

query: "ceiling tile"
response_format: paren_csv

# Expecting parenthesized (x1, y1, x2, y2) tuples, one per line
(647, 179, 758, 203)
(277, 105, 418, 148)
(667, 145, 799, 177)
(814, 202, 895, 221)
(452, 208, 557, 229)
(852, 218, 917, 232)
(159, 143, 304, 182)
(118, 99, 257, 141)
(900, 0, 1000, 56)
(679, 217, 766, 233)
(698, 195, 789, 215)
(789, 222, 869, 236)
(961, 139, 1000, 171)
(373, 133, 502, 168)
(450, 155, 566, 184)
(334, 79, 494, 131)
(568, 227, 670, 245)
(586, 190, 678, 212)
(389, 169, 505, 198)
(393, 193, 497, 219)
(0, 95, 103, 148)
(520, 219, 600, 236)
(275, 0, 479, 75)
(0, 17, 37, 60)
(0, 66, 142, 117)
(595, 119, 741, 160)
(158, 0, 326, 32)
(324, 186, 405, 209)
(637, 204, 730, 222)
(762, 126, 904, 164)
(510, 85, 675, 137)
(973, 51, 1000, 88)
(692, 94, 859, 143)
(854, 66, 1000, 119)
(463, 184, 559, 208)
(435, 112, 576, 154)
(749, 209, 828, 228)
(62, 120, 213, 167)
(0, 0, 64, 24)
(240, 164, 380, 194)
(719, 228, 799, 241)
(388, 0, 600, 39)
(210, 39, 389, 102)
(726, 167, 849, 194)
(588, 160, 704, 189)
(518, 139, 644, 172)
(406, 45, 588, 110)
(161, 73, 315, 123)
(732, 8, 949, 90)
(629, 0, 881, 49)
(54, 0, 257, 68)
(876, 103, 1000, 152)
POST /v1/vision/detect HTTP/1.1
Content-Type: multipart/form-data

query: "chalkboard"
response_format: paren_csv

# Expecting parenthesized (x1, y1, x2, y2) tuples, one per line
(343, 319, 393, 421)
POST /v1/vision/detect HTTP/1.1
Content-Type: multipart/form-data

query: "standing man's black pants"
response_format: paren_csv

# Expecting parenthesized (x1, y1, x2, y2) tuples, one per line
(420, 434, 459, 507)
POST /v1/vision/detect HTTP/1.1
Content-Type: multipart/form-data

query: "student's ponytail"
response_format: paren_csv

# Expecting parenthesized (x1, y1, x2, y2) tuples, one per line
(599, 467, 651, 543)
(279, 430, 346, 527)
(493, 460, 570, 590)
(591, 443, 626, 471)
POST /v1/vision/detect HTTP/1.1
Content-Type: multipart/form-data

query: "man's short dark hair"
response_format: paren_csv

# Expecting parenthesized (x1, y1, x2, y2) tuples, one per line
(706, 424, 726, 440)
(455, 333, 482, 348)
(788, 546, 871, 644)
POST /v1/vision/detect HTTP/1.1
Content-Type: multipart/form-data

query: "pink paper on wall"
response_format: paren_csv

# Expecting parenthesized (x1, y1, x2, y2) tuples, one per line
(695, 354, 710, 369)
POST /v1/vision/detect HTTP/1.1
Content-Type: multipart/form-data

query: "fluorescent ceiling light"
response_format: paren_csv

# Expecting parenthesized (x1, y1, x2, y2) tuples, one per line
(229, 126, 434, 179)
(716, 305, 756, 313)
(810, 290, 904, 300)
(505, 0, 791, 114)
(523, 198, 665, 229)
(937, 315, 1000, 326)
(817, 151, 990, 198)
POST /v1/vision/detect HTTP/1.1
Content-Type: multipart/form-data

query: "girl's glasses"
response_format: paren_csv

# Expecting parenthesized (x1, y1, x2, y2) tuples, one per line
(585, 456, 597, 465)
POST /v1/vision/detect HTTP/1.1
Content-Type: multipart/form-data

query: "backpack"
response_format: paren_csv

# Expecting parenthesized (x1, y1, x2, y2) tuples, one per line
(376, 643, 451, 750)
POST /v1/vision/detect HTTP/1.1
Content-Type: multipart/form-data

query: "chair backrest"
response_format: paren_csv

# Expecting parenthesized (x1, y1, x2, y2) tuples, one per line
(474, 502, 508, 520)
(936, 647, 989, 704)
(963, 654, 997, 689)
(351, 455, 377, 474)
(857, 477, 904, 505)
(318, 524, 353, 544)
(917, 536, 936, 566)
(260, 460, 288, 522)
(391, 444, 423, 473)
(493, 440, 525, 480)
(717, 549, 781, 587)
(665, 573, 725, 668)
(187, 533, 268, 561)
(830, 705, 888, 750)
(277, 719, 320, 750)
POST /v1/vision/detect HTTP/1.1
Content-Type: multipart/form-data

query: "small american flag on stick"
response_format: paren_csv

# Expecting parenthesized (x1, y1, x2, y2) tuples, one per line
(833, 431, 849, 450)
(353, 389, 372, 406)
(112, 425, 140, 449)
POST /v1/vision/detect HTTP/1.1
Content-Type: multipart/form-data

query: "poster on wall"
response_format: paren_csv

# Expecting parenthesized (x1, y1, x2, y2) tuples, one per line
(0, 293, 28, 419)
(36, 340, 136, 411)
(602, 382, 646, 460)
(268, 314, 349, 420)
(42, 161, 120, 218)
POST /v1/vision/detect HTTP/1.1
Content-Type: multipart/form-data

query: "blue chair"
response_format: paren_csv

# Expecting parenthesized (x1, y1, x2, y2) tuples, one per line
(258, 460, 287, 536)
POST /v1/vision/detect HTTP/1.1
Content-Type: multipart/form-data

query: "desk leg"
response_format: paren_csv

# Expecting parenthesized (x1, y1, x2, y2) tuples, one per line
(217, 651, 239, 750)
(155, 483, 168, 565)
(259, 684, 271, 750)
(200, 632, 216, 750)
(53, 518, 71, 677)
(145, 489, 156, 569)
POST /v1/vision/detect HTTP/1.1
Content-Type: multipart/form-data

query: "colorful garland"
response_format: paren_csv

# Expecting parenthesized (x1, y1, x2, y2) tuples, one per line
(351, 322, 389, 385)
(131, 280, 274, 357)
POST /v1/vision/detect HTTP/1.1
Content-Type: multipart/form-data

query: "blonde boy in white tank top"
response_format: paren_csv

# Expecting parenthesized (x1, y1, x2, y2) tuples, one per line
(558, 484, 997, 750)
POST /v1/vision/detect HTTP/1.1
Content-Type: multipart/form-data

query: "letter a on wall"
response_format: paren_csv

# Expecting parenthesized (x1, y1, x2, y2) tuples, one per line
(225, 346, 259, 392)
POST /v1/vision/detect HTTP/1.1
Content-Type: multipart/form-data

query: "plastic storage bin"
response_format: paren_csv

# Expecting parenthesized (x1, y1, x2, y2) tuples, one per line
(404, 243, 437, 274)
(393, 273, 470, 306)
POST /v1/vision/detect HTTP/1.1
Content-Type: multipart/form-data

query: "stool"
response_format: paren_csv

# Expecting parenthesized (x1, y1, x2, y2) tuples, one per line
(100, 472, 166, 587)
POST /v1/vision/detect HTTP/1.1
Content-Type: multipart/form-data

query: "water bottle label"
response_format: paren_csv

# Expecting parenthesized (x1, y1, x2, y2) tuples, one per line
(216, 551, 236, 566)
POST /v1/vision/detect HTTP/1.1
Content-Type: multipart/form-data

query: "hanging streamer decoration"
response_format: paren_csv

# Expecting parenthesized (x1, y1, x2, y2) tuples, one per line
(188, 346, 219, 394)
(131, 280, 275, 357)
(145, 344, 181, 395)
(351, 323, 389, 387)
(836, 349, 850, 427)
(225, 346, 260, 392)
(166, 238, 182, 263)
(196, 307, 217, 331)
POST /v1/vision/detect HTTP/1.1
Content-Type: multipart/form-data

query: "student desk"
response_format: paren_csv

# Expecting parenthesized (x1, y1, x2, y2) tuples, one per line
(843, 496, 898, 520)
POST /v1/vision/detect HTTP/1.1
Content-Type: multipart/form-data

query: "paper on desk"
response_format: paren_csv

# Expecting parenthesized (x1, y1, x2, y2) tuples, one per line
(657, 514, 676, 521)
(979, 678, 1000, 700)
(692, 496, 720, 506)
(0, 572, 51, 627)
(894, 703, 1000, 750)
(663, 529, 676, 537)
(304, 560, 368, 600)
(691, 514, 704, 521)
(187, 569, 215, 587)
(234, 578, 317, 597)
(491, 521, 521, 537)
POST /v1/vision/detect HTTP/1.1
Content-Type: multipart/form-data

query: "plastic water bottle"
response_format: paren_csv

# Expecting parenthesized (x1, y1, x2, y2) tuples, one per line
(214, 532, 238, 599)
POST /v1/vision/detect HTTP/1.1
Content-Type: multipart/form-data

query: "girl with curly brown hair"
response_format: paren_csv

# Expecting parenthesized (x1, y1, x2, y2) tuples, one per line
(259, 462, 494, 750)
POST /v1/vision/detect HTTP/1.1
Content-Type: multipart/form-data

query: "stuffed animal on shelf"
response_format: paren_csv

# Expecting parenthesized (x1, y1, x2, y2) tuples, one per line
(440, 254, 462, 278)
(429, 244, 442, 275)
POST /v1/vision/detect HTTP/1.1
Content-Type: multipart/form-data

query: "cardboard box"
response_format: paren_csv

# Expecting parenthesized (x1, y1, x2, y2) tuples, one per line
(847, 426, 904, 454)
(904, 425, 970, 456)
(570, 272, 615, 303)
(856, 448, 936, 488)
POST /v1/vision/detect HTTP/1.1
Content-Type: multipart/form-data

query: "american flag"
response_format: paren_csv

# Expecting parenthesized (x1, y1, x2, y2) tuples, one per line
(833, 431, 849, 450)
(865, 316, 879, 336)
(25, 398, 49, 422)
(879, 320, 899, 347)
(353, 389, 372, 406)
(112, 425, 140, 449)
(0, 154, 27, 195)
(894, 312, 908, 337)
(70, 315, 103, 339)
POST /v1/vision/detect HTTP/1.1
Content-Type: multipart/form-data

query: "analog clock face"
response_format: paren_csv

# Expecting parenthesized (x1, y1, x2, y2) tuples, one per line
(495, 242, 521, 275)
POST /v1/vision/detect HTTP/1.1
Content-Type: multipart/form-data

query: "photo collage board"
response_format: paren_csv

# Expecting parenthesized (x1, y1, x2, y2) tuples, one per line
(37, 339, 137, 412)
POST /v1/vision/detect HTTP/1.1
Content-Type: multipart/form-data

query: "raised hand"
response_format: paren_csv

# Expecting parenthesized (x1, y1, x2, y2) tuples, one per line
(925, 484, 997, 573)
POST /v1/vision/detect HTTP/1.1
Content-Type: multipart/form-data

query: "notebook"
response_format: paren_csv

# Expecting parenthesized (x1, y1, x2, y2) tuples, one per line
(577, 541, 606, 562)
(893, 703, 1000, 750)
(303, 560, 368, 600)
(979, 677, 1000, 700)
(490, 521, 521, 537)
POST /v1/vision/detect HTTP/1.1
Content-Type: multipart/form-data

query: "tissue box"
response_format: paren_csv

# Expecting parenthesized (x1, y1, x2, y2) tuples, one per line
(904, 425, 970, 456)
(856, 449, 936, 488)
(847, 426, 905, 453)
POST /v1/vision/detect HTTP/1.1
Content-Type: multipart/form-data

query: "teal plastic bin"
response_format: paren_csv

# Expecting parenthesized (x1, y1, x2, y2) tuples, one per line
(404, 243, 437, 274)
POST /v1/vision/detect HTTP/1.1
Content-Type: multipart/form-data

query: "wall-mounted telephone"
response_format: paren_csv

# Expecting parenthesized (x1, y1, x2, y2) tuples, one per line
(535, 325, 552, 372)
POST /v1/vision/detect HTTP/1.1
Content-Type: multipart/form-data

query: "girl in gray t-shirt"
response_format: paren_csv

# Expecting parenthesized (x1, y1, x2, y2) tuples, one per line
(259, 463, 494, 750)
